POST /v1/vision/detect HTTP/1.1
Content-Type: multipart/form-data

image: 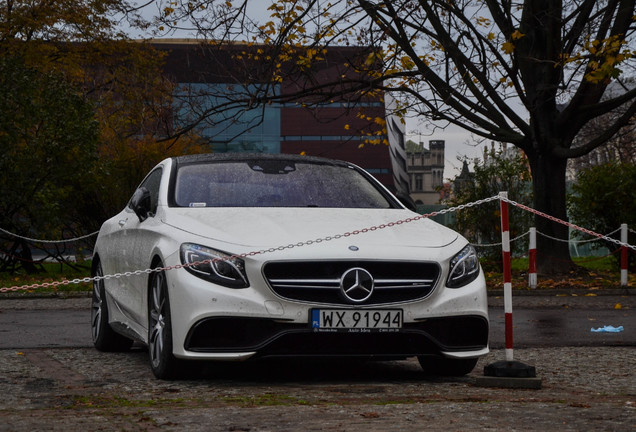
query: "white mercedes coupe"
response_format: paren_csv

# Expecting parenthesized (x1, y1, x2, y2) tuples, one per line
(91, 153, 488, 379)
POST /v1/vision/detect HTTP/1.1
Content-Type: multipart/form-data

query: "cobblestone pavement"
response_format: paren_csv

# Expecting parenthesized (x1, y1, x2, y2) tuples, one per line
(0, 293, 634, 431)
(0, 346, 634, 431)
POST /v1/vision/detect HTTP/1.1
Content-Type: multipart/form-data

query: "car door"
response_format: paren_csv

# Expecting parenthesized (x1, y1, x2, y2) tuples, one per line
(114, 167, 164, 329)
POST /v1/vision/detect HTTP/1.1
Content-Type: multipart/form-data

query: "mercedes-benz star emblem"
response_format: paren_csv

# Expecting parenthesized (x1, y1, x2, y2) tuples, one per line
(340, 267, 374, 303)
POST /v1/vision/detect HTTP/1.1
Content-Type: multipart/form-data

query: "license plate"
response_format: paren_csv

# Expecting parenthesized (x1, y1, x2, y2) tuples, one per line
(311, 309, 402, 332)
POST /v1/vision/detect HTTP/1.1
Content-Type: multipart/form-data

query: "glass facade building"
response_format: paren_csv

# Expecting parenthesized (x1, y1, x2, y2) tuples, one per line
(157, 40, 408, 193)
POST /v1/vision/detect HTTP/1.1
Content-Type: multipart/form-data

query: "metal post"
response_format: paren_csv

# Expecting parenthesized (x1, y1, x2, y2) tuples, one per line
(499, 192, 514, 362)
(481, 192, 539, 386)
(528, 227, 537, 289)
(621, 224, 628, 287)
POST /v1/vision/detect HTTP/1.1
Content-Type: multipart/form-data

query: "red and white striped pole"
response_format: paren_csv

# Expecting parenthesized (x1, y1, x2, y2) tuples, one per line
(477, 193, 538, 384)
(499, 191, 514, 362)
(621, 224, 628, 287)
(528, 227, 537, 289)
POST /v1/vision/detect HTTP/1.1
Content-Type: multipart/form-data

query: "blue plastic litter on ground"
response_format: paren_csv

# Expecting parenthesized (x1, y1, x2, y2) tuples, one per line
(590, 325, 624, 333)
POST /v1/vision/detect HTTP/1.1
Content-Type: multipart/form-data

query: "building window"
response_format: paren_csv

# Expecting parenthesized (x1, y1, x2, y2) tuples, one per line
(415, 174, 423, 191)
(432, 169, 443, 188)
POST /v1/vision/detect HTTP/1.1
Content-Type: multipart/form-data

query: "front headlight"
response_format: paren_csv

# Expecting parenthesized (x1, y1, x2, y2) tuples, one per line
(180, 243, 249, 288)
(446, 244, 480, 288)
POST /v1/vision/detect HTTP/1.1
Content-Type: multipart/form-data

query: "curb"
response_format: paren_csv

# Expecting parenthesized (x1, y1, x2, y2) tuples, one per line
(0, 291, 92, 300)
(487, 288, 635, 297)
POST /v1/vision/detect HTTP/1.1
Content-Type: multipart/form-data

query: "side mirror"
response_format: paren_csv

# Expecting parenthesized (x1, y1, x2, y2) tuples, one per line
(130, 187, 152, 222)
(396, 192, 417, 212)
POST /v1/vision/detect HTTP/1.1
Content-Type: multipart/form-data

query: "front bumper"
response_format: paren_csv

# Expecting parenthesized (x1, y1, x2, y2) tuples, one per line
(184, 314, 489, 359)
(166, 244, 490, 361)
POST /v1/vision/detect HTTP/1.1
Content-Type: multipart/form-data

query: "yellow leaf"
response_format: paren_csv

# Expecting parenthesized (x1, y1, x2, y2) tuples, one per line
(502, 41, 515, 54)
(511, 30, 525, 40)
(614, 303, 622, 309)
(344, 124, 350, 130)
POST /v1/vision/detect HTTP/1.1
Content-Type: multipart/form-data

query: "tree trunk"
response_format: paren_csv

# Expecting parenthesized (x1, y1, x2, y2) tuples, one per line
(17, 240, 39, 274)
(529, 154, 576, 275)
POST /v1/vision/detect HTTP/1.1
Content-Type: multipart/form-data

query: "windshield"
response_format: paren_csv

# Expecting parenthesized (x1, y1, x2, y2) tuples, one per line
(173, 160, 396, 208)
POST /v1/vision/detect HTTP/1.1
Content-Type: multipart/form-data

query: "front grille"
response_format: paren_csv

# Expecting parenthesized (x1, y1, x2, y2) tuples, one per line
(263, 260, 440, 305)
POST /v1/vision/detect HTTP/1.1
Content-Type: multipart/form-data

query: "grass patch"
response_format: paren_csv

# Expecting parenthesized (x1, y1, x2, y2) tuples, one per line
(71, 395, 190, 409)
(484, 255, 633, 290)
(221, 393, 310, 407)
(373, 399, 417, 406)
(572, 255, 620, 272)
(0, 261, 92, 294)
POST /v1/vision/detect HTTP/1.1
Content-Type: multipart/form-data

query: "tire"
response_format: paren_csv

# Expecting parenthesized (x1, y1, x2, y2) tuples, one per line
(148, 267, 179, 379)
(91, 260, 134, 352)
(417, 356, 478, 377)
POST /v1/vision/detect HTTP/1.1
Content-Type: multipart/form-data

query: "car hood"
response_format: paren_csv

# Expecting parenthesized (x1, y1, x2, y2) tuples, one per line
(161, 207, 459, 249)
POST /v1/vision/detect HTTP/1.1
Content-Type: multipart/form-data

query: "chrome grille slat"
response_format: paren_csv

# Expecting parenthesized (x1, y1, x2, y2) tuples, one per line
(375, 279, 435, 284)
(269, 278, 435, 290)
(270, 284, 341, 289)
(269, 278, 341, 284)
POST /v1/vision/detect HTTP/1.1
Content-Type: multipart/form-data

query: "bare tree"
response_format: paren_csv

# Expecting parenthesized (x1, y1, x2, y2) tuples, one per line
(568, 78, 636, 175)
(149, 0, 636, 274)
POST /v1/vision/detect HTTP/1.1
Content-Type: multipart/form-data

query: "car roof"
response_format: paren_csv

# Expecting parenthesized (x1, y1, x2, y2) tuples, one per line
(173, 153, 352, 167)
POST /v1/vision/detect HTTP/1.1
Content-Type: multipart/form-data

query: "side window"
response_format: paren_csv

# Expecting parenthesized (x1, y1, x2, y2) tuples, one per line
(135, 168, 163, 216)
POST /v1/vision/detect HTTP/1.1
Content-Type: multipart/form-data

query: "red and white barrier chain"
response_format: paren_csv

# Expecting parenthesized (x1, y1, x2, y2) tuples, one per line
(1, 194, 633, 293)
(500, 196, 636, 251)
(0, 195, 501, 293)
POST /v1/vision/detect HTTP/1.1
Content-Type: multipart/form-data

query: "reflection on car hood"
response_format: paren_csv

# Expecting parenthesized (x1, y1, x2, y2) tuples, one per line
(162, 208, 458, 249)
